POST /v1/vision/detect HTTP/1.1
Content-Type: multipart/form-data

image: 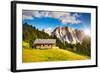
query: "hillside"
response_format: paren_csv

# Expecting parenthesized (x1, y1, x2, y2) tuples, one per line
(23, 23, 91, 57)
(23, 23, 52, 42)
(22, 47, 89, 63)
(23, 23, 65, 49)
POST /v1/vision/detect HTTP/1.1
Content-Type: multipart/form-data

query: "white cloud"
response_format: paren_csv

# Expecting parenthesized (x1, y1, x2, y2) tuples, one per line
(22, 10, 34, 20)
(23, 10, 81, 24)
(58, 13, 81, 24)
(39, 11, 51, 17)
(23, 10, 51, 19)
(22, 15, 33, 20)
(51, 12, 67, 18)
(44, 27, 53, 35)
(22, 10, 43, 20)
(33, 11, 42, 18)
(73, 13, 80, 17)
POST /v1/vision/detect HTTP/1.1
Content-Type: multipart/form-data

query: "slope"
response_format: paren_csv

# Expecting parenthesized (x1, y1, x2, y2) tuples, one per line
(22, 48, 89, 63)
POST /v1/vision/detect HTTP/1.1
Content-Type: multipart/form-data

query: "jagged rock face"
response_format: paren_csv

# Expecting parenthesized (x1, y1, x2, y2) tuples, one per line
(52, 27, 85, 44)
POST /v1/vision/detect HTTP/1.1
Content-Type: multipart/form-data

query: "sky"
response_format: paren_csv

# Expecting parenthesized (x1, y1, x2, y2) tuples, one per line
(22, 10, 91, 31)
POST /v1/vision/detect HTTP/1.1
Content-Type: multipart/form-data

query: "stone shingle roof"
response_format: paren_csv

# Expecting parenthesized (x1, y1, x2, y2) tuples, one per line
(34, 39, 56, 44)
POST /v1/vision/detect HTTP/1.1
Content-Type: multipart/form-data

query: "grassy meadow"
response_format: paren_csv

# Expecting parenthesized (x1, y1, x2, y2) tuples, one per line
(22, 41, 89, 63)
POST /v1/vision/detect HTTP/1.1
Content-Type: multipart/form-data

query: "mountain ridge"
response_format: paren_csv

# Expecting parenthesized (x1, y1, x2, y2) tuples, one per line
(44, 26, 86, 44)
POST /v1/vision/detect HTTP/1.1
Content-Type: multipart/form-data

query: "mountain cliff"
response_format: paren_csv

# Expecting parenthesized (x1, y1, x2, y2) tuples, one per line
(52, 27, 85, 44)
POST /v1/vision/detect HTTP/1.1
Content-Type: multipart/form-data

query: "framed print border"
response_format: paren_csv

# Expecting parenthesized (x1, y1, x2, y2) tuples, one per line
(11, 1, 98, 72)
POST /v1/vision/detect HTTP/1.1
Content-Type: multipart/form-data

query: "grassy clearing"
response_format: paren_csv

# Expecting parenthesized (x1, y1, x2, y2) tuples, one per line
(22, 48, 90, 63)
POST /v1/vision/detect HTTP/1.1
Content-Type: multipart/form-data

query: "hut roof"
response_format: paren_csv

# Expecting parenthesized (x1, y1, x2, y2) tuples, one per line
(34, 39, 56, 44)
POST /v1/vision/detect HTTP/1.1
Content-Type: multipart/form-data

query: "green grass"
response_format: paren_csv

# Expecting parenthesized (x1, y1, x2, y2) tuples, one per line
(23, 41, 30, 48)
(22, 48, 90, 63)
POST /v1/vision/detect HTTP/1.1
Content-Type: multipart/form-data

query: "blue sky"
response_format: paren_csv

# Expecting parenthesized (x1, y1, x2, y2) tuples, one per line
(22, 10, 91, 31)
